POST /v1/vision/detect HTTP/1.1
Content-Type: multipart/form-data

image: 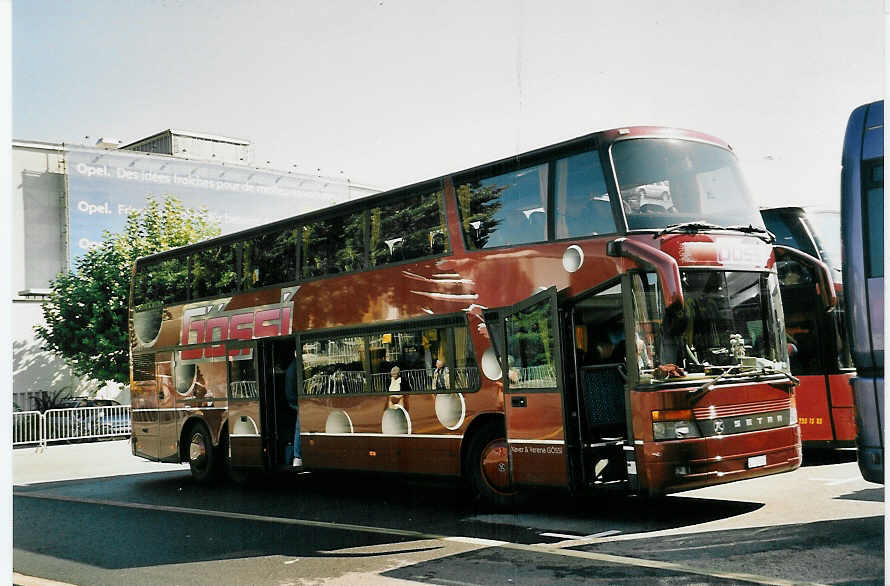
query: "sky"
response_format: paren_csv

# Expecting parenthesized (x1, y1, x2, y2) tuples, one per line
(12, 0, 886, 211)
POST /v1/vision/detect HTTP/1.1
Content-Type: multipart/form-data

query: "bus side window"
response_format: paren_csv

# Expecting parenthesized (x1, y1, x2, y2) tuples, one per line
(457, 164, 548, 250)
(242, 225, 298, 289)
(367, 323, 479, 393)
(370, 190, 447, 266)
(865, 162, 884, 278)
(191, 243, 238, 300)
(302, 211, 365, 279)
(136, 257, 187, 306)
(301, 335, 366, 395)
(554, 150, 615, 239)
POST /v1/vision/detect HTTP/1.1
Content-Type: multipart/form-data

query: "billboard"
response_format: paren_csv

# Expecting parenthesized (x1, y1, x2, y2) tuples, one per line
(64, 146, 373, 268)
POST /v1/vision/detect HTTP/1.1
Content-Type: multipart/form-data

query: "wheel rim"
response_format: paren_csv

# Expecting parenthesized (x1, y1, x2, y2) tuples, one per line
(189, 431, 207, 467)
(479, 437, 513, 494)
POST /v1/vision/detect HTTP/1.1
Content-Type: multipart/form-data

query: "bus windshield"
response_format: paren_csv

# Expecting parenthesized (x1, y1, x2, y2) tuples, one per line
(631, 271, 789, 381)
(612, 138, 764, 231)
(807, 210, 843, 282)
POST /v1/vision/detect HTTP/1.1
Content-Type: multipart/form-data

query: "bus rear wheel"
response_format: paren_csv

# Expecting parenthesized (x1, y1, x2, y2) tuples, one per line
(465, 423, 520, 508)
(187, 422, 219, 484)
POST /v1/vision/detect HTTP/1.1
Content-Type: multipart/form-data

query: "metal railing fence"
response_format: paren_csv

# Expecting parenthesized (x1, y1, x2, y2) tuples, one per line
(13, 406, 131, 448)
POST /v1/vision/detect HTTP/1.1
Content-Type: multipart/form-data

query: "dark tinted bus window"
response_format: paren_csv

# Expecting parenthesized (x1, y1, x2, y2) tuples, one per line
(242, 225, 298, 289)
(457, 164, 548, 249)
(762, 212, 819, 258)
(370, 190, 447, 266)
(865, 162, 883, 278)
(301, 211, 365, 279)
(191, 243, 238, 299)
(135, 257, 187, 308)
(554, 150, 615, 239)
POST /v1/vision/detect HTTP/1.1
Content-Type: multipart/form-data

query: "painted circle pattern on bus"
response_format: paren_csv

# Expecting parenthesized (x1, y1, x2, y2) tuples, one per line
(382, 404, 411, 435)
(325, 410, 354, 434)
(435, 393, 466, 430)
(562, 244, 584, 273)
(133, 307, 163, 347)
(232, 415, 259, 436)
(481, 347, 502, 381)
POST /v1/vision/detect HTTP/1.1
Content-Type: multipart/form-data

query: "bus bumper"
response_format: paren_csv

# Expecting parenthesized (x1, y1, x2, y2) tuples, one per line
(851, 376, 884, 484)
(637, 425, 802, 494)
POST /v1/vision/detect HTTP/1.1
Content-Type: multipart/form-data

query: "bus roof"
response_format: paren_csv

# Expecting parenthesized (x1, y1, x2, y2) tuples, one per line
(135, 125, 731, 266)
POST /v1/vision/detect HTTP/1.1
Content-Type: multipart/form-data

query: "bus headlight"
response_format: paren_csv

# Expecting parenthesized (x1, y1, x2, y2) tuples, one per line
(652, 409, 702, 440)
(653, 420, 702, 440)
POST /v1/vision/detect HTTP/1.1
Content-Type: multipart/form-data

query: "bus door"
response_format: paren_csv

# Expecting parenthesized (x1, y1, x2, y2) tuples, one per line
(226, 341, 266, 470)
(485, 287, 571, 487)
(774, 245, 852, 443)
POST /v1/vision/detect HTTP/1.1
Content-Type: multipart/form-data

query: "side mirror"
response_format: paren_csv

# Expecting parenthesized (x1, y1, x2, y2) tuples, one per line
(773, 245, 837, 310)
(607, 238, 684, 310)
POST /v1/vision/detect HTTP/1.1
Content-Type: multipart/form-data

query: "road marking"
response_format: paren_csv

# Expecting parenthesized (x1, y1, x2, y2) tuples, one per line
(14, 492, 827, 586)
(539, 529, 621, 540)
(12, 573, 76, 586)
(540, 532, 586, 540)
(443, 537, 507, 547)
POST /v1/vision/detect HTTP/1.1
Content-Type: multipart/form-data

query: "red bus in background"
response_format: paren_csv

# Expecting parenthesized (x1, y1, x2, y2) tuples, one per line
(130, 126, 801, 506)
(761, 207, 856, 448)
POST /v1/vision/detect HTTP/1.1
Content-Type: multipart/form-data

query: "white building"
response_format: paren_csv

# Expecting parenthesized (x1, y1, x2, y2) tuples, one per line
(12, 131, 380, 409)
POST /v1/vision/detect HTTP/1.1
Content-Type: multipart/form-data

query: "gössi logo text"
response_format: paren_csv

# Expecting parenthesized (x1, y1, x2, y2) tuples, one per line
(77, 200, 143, 216)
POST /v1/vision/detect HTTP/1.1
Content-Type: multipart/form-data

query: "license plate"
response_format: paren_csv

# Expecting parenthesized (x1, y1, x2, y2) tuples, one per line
(747, 454, 767, 468)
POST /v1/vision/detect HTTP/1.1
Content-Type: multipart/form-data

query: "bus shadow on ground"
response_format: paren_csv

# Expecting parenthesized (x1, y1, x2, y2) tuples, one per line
(835, 486, 883, 502)
(14, 494, 426, 570)
(16, 467, 763, 551)
(383, 515, 885, 586)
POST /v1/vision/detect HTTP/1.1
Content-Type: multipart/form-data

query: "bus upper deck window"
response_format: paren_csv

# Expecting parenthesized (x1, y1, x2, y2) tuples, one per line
(554, 150, 615, 239)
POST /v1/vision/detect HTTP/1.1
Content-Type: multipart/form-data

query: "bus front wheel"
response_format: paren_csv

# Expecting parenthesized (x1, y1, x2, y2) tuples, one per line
(187, 422, 219, 484)
(465, 423, 520, 508)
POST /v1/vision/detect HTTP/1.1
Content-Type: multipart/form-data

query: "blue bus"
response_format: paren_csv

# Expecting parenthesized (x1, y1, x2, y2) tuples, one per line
(841, 100, 884, 483)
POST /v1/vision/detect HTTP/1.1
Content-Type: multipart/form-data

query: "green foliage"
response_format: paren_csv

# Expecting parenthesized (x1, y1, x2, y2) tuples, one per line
(457, 182, 505, 249)
(35, 196, 219, 385)
(31, 387, 73, 413)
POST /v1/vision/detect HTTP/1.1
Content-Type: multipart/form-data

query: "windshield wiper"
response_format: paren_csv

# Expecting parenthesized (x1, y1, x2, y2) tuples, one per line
(753, 366, 799, 390)
(655, 221, 775, 243)
(688, 366, 740, 403)
(654, 221, 726, 239)
(724, 224, 776, 243)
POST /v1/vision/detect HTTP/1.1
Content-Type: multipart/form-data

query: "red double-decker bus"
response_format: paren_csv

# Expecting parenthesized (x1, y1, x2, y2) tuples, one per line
(130, 126, 801, 505)
(761, 207, 856, 448)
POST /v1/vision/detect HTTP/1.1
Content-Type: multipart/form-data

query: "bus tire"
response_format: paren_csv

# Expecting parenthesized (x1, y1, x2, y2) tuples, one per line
(186, 421, 219, 484)
(464, 422, 520, 509)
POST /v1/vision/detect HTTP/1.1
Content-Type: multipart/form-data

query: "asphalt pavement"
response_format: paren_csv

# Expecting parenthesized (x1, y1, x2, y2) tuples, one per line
(12, 441, 886, 585)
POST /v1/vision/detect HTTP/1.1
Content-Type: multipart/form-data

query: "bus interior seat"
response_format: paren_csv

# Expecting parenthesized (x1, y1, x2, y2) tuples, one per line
(581, 365, 626, 437)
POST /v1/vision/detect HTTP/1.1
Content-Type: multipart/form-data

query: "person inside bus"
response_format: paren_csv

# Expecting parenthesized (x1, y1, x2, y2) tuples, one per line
(284, 351, 302, 468)
(432, 359, 450, 390)
(389, 366, 411, 393)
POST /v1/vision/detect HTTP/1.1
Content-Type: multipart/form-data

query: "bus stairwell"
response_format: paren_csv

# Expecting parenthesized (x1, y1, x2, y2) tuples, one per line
(565, 291, 630, 489)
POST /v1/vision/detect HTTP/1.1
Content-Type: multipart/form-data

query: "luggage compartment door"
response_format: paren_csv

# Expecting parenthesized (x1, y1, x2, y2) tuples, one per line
(226, 341, 265, 469)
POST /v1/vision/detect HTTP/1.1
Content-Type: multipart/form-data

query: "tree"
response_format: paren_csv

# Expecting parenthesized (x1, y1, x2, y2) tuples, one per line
(35, 196, 220, 385)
